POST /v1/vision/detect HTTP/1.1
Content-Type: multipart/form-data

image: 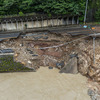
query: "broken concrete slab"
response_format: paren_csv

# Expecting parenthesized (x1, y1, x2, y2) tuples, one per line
(0, 33, 20, 40)
(59, 57, 78, 74)
(0, 49, 14, 56)
(0, 49, 14, 53)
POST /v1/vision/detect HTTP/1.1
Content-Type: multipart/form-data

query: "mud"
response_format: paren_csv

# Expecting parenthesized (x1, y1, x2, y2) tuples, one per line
(0, 67, 91, 100)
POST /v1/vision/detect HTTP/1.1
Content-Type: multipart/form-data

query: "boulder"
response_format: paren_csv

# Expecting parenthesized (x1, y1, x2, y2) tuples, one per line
(78, 51, 91, 75)
(59, 57, 78, 74)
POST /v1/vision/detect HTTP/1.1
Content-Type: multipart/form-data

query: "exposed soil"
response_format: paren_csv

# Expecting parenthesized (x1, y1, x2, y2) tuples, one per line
(0, 26, 100, 99)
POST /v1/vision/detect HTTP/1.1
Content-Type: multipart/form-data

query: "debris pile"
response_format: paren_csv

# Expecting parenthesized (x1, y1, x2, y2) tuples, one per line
(0, 27, 100, 86)
(0, 26, 100, 99)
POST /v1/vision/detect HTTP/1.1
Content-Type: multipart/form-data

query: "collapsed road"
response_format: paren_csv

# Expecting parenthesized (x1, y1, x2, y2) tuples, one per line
(0, 25, 100, 99)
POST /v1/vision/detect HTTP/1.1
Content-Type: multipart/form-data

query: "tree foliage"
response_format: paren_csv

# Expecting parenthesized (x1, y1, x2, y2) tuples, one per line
(0, 0, 100, 21)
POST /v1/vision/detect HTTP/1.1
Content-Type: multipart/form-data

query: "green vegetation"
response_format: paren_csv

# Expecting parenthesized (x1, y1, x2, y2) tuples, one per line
(0, 0, 100, 22)
(0, 55, 34, 72)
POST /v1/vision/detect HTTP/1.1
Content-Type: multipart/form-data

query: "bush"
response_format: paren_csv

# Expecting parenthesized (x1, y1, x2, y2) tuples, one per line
(95, 9, 100, 22)
(19, 11, 24, 16)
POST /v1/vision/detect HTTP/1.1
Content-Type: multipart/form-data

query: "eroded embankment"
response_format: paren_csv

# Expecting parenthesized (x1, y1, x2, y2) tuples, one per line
(0, 28, 100, 99)
(0, 31, 100, 82)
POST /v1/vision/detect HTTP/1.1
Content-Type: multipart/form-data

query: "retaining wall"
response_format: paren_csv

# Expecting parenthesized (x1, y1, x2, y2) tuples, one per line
(0, 15, 79, 31)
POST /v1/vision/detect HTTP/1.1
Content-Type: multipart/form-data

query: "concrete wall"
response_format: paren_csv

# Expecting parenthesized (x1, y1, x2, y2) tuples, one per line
(0, 16, 79, 31)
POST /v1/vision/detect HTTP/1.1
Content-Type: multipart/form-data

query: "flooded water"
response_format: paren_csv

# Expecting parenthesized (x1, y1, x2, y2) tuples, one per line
(0, 67, 91, 100)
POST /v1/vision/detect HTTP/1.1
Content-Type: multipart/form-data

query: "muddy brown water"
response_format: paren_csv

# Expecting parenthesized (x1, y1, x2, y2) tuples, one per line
(0, 67, 91, 100)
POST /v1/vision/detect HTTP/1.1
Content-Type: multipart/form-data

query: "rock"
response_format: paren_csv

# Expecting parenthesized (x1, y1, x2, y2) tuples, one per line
(49, 61, 57, 67)
(78, 51, 91, 75)
(28, 61, 32, 64)
(32, 55, 38, 56)
(88, 89, 100, 100)
(56, 61, 65, 69)
(19, 44, 23, 47)
(70, 54, 78, 59)
(88, 65, 100, 84)
(59, 57, 78, 74)
(88, 89, 95, 96)
(21, 62, 26, 65)
(26, 48, 31, 51)
(48, 66, 53, 69)
(29, 51, 33, 54)
(14, 53, 19, 57)
(43, 55, 57, 67)
(14, 54, 18, 57)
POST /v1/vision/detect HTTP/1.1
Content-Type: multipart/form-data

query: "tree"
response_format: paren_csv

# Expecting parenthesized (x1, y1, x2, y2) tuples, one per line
(0, 0, 100, 22)
(87, 0, 100, 21)
(1, 0, 22, 15)
(0, 0, 5, 15)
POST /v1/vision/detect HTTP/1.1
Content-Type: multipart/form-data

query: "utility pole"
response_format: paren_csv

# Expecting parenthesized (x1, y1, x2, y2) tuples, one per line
(84, 0, 88, 24)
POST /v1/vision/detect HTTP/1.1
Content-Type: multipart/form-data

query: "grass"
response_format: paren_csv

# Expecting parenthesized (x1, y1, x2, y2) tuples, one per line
(79, 22, 100, 25)
(0, 55, 34, 73)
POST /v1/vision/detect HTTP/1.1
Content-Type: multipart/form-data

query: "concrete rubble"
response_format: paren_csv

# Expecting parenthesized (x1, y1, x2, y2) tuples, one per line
(59, 57, 78, 74)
